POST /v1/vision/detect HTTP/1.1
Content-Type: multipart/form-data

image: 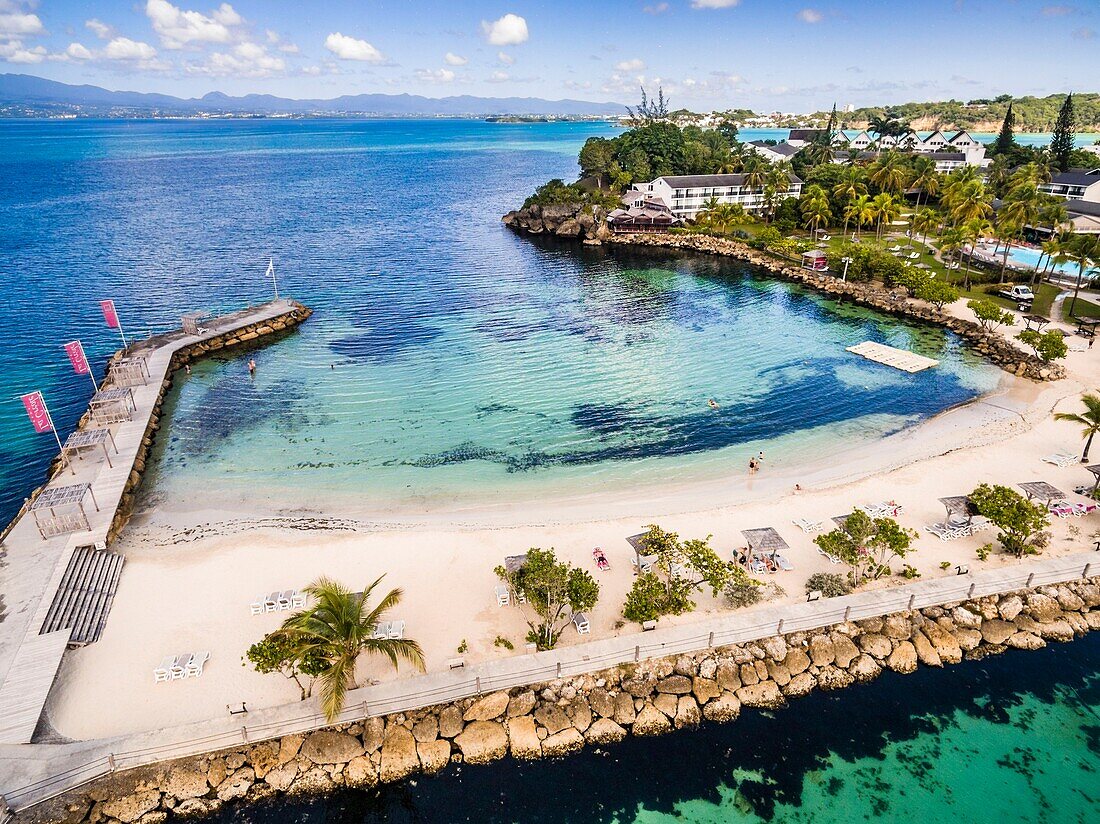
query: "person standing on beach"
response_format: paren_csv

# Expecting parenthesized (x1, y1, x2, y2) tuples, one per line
(748, 456, 757, 474)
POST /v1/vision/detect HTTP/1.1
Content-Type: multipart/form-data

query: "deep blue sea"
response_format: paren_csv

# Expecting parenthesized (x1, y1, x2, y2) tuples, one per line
(0, 119, 1096, 821)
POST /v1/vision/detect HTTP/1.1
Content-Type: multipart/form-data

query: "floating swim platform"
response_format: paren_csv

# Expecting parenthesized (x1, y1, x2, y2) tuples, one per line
(846, 341, 938, 373)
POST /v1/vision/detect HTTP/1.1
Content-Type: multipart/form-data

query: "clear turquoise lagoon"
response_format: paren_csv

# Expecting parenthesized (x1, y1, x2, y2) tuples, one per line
(0, 119, 1005, 519)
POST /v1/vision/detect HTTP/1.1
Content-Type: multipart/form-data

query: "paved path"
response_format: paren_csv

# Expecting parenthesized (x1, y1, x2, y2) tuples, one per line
(0, 549, 1093, 812)
(0, 300, 301, 746)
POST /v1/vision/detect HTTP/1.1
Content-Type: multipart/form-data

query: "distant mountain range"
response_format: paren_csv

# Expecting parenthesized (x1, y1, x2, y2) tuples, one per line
(0, 74, 624, 118)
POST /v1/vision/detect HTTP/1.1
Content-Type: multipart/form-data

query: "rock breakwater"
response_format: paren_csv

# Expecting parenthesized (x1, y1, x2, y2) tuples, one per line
(20, 578, 1098, 823)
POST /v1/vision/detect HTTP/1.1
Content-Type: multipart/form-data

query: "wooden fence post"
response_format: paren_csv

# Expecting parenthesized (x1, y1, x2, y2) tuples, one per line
(907, 595, 916, 610)
(475, 676, 481, 694)
(241, 726, 248, 742)
(1026, 573, 1035, 587)
(967, 583, 976, 598)
(777, 619, 784, 634)
(634, 645, 640, 662)
(708, 631, 714, 648)
(843, 606, 851, 622)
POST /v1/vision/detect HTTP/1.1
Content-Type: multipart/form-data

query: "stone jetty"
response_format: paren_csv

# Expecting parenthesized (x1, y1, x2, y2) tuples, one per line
(19, 578, 1098, 823)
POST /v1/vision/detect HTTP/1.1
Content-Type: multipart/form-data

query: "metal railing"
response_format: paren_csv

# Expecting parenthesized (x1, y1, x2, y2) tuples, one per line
(3, 554, 1094, 812)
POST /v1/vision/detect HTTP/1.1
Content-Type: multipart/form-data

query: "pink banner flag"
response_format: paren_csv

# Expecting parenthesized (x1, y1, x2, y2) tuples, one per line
(100, 299, 120, 329)
(64, 340, 90, 375)
(21, 391, 53, 433)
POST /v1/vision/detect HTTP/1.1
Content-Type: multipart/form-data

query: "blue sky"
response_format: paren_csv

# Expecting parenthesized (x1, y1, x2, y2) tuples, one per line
(0, 0, 1095, 110)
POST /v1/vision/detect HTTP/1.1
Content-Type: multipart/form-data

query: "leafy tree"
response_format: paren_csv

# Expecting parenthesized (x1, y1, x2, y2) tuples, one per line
(626, 86, 670, 124)
(495, 547, 599, 650)
(578, 137, 616, 188)
(244, 632, 327, 700)
(813, 510, 916, 581)
(891, 267, 932, 297)
(1016, 329, 1068, 363)
(918, 278, 960, 310)
(805, 572, 852, 598)
(994, 102, 1016, 155)
(967, 299, 1015, 332)
(616, 121, 686, 178)
(276, 576, 424, 721)
(1062, 233, 1100, 318)
(724, 566, 766, 608)
(1053, 393, 1100, 462)
(1050, 92, 1076, 172)
(623, 572, 671, 624)
(969, 483, 1050, 557)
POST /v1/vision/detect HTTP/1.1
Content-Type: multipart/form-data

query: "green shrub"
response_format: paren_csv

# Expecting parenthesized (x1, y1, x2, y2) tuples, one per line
(804, 572, 852, 598)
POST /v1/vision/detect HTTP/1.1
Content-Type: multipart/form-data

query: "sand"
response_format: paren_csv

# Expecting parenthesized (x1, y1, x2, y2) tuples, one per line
(43, 312, 1100, 741)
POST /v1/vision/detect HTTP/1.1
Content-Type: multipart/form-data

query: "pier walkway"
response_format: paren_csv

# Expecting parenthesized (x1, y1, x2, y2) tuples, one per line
(0, 299, 305, 746)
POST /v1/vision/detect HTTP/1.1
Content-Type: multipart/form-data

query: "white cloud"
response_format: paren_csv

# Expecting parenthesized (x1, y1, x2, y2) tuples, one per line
(145, 0, 240, 49)
(488, 70, 510, 83)
(416, 67, 455, 82)
(265, 28, 298, 53)
(85, 19, 112, 40)
(643, 3, 670, 13)
(324, 31, 385, 62)
(797, 8, 824, 23)
(482, 13, 528, 46)
(0, 40, 44, 63)
(0, 11, 43, 35)
(65, 42, 93, 60)
(189, 41, 286, 77)
(444, 51, 467, 65)
(497, 51, 514, 65)
(691, 0, 740, 8)
(105, 37, 158, 61)
(301, 64, 321, 75)
(616, 58, 645, 71)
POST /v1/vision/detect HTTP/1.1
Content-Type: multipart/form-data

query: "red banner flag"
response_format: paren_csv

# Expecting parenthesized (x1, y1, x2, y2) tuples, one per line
(21, 391, 53, 433)
(100, 299, 120, 329)
(64, 340, 90, 375)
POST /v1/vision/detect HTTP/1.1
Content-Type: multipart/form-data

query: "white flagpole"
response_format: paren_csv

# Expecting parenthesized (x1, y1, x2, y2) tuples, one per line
(267, 257, 279, 300)
(41, 395, 67, 462)
(77, 342, 99, 392)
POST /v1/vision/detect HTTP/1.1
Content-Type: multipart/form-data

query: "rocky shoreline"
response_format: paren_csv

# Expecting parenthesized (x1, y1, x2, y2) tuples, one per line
(21, 578, 1098, 823)
(500, 212, 1062, 383)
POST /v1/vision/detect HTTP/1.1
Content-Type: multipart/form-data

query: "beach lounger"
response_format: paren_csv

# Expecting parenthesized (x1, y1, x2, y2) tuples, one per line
(373, 621, 392, 640)
(1049, 502, 1076, 519)
(793, 518, 822, 533)
(572, 612, 590, 634)
(816, 547, 841, 564)
(170, 653, 192, 680)
(290, 590, 306, 609)
(820, 234, 831, 241)
(495, 585, 510, 607)
(248, 594, 266, 616)
(748, 558, 767, 575)
(907, 252, 920, 260)
(276, 591, 293, 611)
(153, 654, 175, 683)
(1042, 453, 1079, 468)
(592, 548, 611, 571)
(187, 651, 210, 678)
(263, 592, 280, 613)
(774, 553, 794, 571)
(387, 620, 405, 639)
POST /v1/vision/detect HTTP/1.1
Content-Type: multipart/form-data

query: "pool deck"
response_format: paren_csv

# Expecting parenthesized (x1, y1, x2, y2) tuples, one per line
(0, 299, 303, 746)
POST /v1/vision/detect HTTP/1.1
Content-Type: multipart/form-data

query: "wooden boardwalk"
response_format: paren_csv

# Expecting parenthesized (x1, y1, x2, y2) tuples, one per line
(846, 340, 939, 373)
(0, 299, 303, 745)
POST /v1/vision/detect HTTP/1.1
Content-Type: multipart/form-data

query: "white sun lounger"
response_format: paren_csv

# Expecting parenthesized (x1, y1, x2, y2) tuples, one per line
(387, 620, 405, 640)
(816, 547, 841, 564)
(573, 612, 590, 634)
(373, 621, 392, 640)
(170, 653, 192, 680)
(793, 518, 822, 533)
(187, 652, 210, 678)
(248, 594, 266, 616)
(263, 592, 280, 613)
(276, 591, 293, 611)
(495, 585, 510, 607)
(774, 553, 794, 571)
(290, 590, 306, 609)
(153, 654, 175, 683)
(1042, 453, 1079, 468)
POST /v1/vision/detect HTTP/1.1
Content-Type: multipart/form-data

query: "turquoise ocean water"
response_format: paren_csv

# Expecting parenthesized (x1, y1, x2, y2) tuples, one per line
(0, 119, 1004, 520)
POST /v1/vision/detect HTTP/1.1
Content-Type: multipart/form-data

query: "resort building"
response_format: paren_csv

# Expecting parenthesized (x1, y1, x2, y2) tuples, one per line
(630, 172, 804, 220)
(607, 192, 682, 233)
(1065, 201, 1100, 235)
(745, 140, 803, 163)
(827, 128, 983, 157)
(1039, 168, 1100, 203)
(831, 148, 987, 173)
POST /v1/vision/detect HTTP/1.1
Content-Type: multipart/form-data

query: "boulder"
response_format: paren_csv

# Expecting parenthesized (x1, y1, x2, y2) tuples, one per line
(692, 677, 722, 703)
(249, 743, 279, 780)
(736, 681, 785, 709)
(585, 718, 627, 745)
(417, 740, 452, 774)
(363, 717, 386, 753)
(883, 614, 913, 640)
(101, 791, 162, 823)
(555, 218, 582, 238)
(1054, 587, 1084, 612)
(1036, 619, 1075, 642)
(1005, 632, 1045, 650)
(716, 660, 742, 691)
(782, 648, 811, 675)
(542, 728, 585, 757)
(703, 692, 742, 722)
(206, 759, 227, 788)
(216, 768, 254, 802)
(808, 634, 836, 666)
(782, 672, 816, 698)
(226, 753, 246, 770)
(951, 606, 982, 629)
(981, 619, 1017, 645)
(622, 673, 657, 698)
(1025, 593, 1061, 623)
(343, 756, 378, 788)
(762, 635, 788, 661)
(163, 768, 208, 801)
(380, 726, 420, 783)
(739, 663, 760, 686)
(508, 716, 543, 760)
(464, 691, 511, 722)
(674, 695, 701, 729)
(277, 734, 303, 765)
(955, 628, 983, 651)
(412, 715, 439, 743)
(567, 700, 593, 733)
(454, 721, 509, 765)
(262, 762, 298, 792)
(438, 706, 465, 739)
(613, 692, 637, 725)
(294, 767, 335, 794)
(849, 654, 882, 683)
(632, 704, 673, 736)
(534, 704, 571, 734)
(656, 675, 693, 694)
(997, 595, 1024, 621)
(832, 634, 860, 668)
(654, 692, 679, 718)
(922, 622, 963, 664)
(301, 731, 364, 765)
(673, 655, 696, 677)
(817, 666, 855, 691)
(507, 690, 537, 717)
(1086, 611, 1100, 631)
(858, 633, 892, 660)
(173, 798, 222, 818)
(911, 630, 942, 667)
(589, 687, 616, 718)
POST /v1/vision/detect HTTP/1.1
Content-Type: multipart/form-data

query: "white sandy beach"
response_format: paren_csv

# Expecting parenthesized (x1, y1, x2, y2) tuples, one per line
(43, 311, 1100, 741)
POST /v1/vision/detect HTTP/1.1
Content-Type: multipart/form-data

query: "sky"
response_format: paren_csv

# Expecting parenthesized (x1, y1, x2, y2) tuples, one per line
(0, 0, 1096, 111)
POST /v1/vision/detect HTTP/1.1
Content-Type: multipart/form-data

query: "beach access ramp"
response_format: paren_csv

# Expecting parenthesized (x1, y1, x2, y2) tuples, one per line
(846, 341, 939, 373)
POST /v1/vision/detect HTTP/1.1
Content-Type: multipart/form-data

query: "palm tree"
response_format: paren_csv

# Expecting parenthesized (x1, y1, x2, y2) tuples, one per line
(870, 192, 901, 240)
(910, 207, 939, 258)
(277, 576, 424, 721)
(846, 194, 874, 239)
(762, 162, 792, 223)
(869, 151, 909, 195)
(960, 217, 994, 290)
(801, 185, 832, 236)
(832, 167, 867, 237)
(939, 226, 966, 279)
(986, 155, 1013, 198)
(1054, 394, 1100, 463)
(949, 180, 992, 227)
(1064, 233, 1100, 318)
(909, 156, 940, 209)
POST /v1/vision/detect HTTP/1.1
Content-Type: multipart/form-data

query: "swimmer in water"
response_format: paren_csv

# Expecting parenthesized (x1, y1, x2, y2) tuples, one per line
(708, 398, 719, 410)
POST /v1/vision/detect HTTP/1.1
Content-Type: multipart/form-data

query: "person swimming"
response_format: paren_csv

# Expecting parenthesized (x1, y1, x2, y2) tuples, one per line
(708, 398, 720, 410)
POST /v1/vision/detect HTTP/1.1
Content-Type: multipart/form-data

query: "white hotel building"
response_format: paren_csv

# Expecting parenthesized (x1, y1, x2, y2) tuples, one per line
(629, 173, 804, 220)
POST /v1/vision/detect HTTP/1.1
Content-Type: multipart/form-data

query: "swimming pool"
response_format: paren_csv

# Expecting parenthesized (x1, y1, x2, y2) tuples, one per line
(1005, 245, 1098, 279)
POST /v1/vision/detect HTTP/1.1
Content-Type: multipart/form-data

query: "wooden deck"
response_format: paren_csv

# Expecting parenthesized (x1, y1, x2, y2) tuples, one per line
(40, 547, 125, 645)
(846, 340, 939, 373)
(0, 630, 72, 744)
